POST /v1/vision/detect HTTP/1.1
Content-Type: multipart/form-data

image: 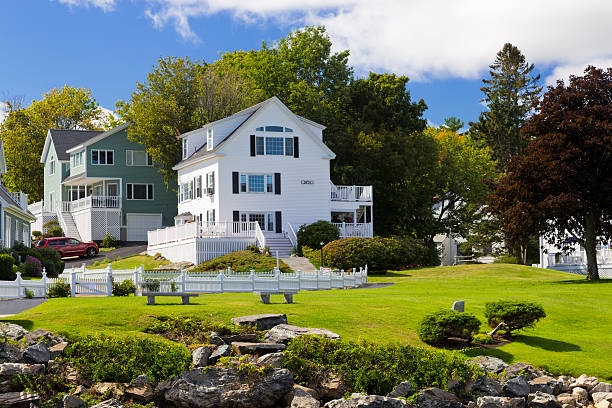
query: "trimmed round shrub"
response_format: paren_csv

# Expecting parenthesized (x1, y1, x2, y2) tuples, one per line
(0, 253, 16, 281)
(418, 309, 481, 344)
(46, 226, 64, 237)
(101, 233, 119, 248)
(20, 255, 43, 277)
(484, 301, 546, 336)
(297, 220, 340, 256)
(323, 236, 439, 272)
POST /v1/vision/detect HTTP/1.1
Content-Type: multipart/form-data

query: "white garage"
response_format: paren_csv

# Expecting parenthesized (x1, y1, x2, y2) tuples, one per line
(126, 213, 162, 242)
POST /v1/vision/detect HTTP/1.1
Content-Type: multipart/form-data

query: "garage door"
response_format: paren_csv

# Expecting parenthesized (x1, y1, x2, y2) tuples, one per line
(127, 214, 162, 242)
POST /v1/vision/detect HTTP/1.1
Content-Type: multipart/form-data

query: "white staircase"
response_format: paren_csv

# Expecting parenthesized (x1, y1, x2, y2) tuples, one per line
(265, 234, 293, 257)
(56, 210, 82, 241)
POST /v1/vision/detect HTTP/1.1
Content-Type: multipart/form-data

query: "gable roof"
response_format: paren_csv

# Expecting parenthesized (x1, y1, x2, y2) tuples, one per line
(41, 129, 104, 162)
(173, 97, 334, 170)
(65, 122, 130, 154)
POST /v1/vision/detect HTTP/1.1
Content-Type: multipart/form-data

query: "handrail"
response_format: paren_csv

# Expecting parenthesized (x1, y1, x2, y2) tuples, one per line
(148, 221, 259, 246)
(332, 222, 373, 238)
(287, 223, 298, 249)
(330, 183, 372, 202)
(255, 222, 266, 250)
(63, 195, 121, 212)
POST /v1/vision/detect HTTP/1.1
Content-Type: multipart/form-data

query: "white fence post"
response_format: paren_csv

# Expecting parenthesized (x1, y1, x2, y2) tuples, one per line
(181, 266, 186, 293)
(133, 267, 139, 295)
(70, 269, 76, 297)
(139, 264, 145, 296)
(297, 270, 301, 291)
(316, 267, 320, 289)
(16, 272, 22, 298)
(41, 270, 47, 296)
(81, 263, 86, 277)
(251, 269, 255, 291)
(219, 270, 224, 292)
(106, 264, 113, 297)
(275, 268, 280, 292)
(365, 264, 368, 283)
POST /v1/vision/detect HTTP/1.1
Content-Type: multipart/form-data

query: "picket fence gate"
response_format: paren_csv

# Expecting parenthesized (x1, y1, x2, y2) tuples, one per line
(1, 264, 368, 299)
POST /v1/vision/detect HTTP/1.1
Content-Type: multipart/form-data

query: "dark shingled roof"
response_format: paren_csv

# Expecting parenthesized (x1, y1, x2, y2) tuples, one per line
(49, 129, 104, 160)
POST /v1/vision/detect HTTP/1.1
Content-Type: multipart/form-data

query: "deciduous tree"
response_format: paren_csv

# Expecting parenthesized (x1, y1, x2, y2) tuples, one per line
(490, 66, 612, 280)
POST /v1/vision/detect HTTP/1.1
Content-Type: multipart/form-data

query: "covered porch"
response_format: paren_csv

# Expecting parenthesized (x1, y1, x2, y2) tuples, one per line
(61, 174, 121, 212)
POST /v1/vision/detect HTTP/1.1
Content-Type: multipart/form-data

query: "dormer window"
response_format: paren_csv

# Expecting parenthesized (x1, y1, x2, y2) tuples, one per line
(182, 138, 188, 159)
(206, 128, 213, 151)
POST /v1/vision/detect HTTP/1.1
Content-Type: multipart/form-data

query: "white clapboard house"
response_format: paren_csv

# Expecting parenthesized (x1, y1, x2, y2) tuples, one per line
(147, 97, 373, 264)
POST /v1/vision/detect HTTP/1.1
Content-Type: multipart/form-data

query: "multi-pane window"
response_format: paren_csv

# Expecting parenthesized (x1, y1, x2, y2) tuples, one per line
(49, 156, 56, 175)
(206, 172, 215, 195)
(126, 150, 153, 166)
(240, 173, 275, 194)
(284, 138, 293, 156)
(253, 131, 295, 156)
(265, 137, 284, 155)
(255, 137, 264, 155)
(91, 150, 114, 165)
(69, 186, 86, 201)
(182, 139, 188, 159)
(127, 183, 153, 200)
(70, 151, 84, 167)
(206, 209, 216, 224)
(195, 176, 202, 198)
(179, 181, 194, 202)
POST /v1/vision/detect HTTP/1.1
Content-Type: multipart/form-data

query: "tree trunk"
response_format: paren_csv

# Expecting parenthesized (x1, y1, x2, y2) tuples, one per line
(584, 212, 600, 280)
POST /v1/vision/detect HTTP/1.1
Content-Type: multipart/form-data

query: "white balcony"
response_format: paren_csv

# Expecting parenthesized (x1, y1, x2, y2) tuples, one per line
(9, 191, 29, 210)
(330, 183, 372, 202)
(332, 222, 373, 238)
(148, 221, 260, 246)
(62, 195, 121, 212)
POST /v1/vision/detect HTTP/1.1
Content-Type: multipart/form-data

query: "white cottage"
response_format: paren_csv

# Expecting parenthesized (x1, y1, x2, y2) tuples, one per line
(147, 97, 373, 264)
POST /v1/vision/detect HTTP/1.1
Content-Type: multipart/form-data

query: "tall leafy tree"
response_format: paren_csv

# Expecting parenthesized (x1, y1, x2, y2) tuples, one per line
(490, 66, 612, 280)
(0, 86, 105, 202)
(470, 43, 542, 171)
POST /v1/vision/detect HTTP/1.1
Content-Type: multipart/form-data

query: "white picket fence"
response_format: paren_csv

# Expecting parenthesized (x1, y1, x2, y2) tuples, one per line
(1, 264, 368, 299)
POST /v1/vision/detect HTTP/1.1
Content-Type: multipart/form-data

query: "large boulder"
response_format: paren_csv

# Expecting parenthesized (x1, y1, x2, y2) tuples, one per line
(63, 394, 86, 408)
(555, 393, 577, 407)
(325, 395, 409, 407)
(231, 342, 286, 355)
(192, 346, 213, 368)
(467, 356, 509, 375)
(476, 396, 525, 408)
(596, 401, 612, 408)
(0, 391, 40, 408)
(24, 329, 64, 347)
(92, 383, 124, 399)
(159, 366, 294, 408)
(0, 342, 22, 363)
(527, 392, 561, 408)
(221, 333, 258, 343)
(209, 332, 225, 346)
(292, 387, 321, 408)
(231, 314, 288, 330)
(0, 362, 45, 376)
(0, 324, 28, 340)
(49, 342, 69, 359)
(388, 381, 413, 398)
(592, 393, 612, 405)
(593, 384, 612, 394)
(570, 375, 599, 391)
(257, 352, 285, 368)
(466, 377, 504, 397)
(125, 374, 154, 402)
(209, 344, 231, 364)
(504, 376, 530, 398)
(265, 324, 341, 344)
(505, 363, 544, 381)
(310, 371, 349, 401)
(529, 376, 564, 395)
(417, 387, 464, 408)
(23, 342, 50, 365)
(571, 387, 589, 402)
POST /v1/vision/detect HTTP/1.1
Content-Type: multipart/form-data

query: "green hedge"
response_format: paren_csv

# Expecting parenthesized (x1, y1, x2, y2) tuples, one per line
(191, 250, 292, 272)
(297, 220, 340, 256)
(0, 254, 16, 281)
(11, 242, 64, 278)
(417, 309, 481, 344)
(484, 301, 546, 336)
(322, 236, 439, 272)
(62, 335, 191, 383)
(283, 336, 477, 395)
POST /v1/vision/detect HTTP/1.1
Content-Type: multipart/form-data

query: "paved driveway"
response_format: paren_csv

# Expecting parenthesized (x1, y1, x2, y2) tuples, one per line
(63, 243, 147, 268)
(0, 298, 47, 318)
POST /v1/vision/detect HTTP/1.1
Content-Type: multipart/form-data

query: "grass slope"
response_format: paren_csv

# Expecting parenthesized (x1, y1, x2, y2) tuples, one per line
(88, 255, 169, 270)
(4, 264, 611, 380)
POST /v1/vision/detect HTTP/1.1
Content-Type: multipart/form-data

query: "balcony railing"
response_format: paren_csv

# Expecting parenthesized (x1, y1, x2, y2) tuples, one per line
(332, 222, 373, 238)
(9, 191, 29, 210)
(62, 196, 121, 212)
(330, 183, 372, 202)
(28, 200, 44, 215)
(148, 221, 260, 246)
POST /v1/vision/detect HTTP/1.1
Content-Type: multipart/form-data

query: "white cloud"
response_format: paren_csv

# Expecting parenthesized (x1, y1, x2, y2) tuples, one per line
(55, 0, 612, 82)
(545, 59, 612, 87)
(0, 102, 7, 125)
(55, 0, 115, 12)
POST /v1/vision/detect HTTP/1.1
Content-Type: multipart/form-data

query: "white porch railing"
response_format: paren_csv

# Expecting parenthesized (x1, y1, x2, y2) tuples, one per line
(9, 191, 29, 210)
(28, 200, 44, 214)
(62, 195, 121, 212)
(333, 222, 373, 238)
(330, 183, 372, 202)
(148, 221, 259, 247)
(255, 222, 266, 250)
(287, 223, 298, 248)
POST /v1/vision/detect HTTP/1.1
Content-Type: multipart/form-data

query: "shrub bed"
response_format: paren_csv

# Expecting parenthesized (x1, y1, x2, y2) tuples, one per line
(62, 335, 191, 383)
(417, 309, 481, 344)
(47, 282, 70, 298)
(297, 220, 340, 256)
(283, 335, 477, 396)
(191, 250, 293, 273)
(0, 253, 16, 280)
(322, 236, 439, 272)
(484, 300, 546, 336)
(111, 279, 136, 296)
(11, 242, 64, 277)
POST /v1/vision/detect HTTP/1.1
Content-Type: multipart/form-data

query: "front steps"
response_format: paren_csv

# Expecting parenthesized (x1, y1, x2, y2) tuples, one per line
(58, 211, 82, 241)
(264, 234, 293, 257)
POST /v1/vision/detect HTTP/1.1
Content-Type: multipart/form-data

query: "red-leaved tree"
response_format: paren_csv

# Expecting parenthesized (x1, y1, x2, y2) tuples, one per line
(491, 66, 612, 280)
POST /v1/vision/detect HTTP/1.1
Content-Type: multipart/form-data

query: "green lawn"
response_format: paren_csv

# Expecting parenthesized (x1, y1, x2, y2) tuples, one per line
(4, 264, 611, 380)
(87, 255, 169, 270)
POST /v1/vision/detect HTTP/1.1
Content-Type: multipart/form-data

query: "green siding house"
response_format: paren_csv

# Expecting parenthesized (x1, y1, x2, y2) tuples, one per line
(30, 124, 177, 242)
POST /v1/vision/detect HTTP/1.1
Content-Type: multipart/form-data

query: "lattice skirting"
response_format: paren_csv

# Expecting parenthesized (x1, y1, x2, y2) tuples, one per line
(73, 210, 121, 242)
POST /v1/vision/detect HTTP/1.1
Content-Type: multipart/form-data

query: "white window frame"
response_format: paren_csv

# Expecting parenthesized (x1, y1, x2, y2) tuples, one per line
(49, 156, 56, 175)
(91, 149, 114, 165)
(126, 183, 154, 200)
(126, 150, 153, 166)
(182, 139, 188, 159)
(206, 172, 215, 195)
(206, 209, 216, 224)
(195, 176, 202, 199)
(70, 151, 84, 168)
(206, 128, 213, 151)
(240, 173, 274, 194)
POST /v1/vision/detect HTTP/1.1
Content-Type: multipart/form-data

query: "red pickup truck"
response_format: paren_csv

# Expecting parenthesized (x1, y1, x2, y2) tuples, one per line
(36, 237, 99, 258)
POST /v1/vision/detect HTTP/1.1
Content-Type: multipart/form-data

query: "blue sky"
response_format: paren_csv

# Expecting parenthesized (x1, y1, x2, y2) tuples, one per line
(1, 0, 611, 128)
